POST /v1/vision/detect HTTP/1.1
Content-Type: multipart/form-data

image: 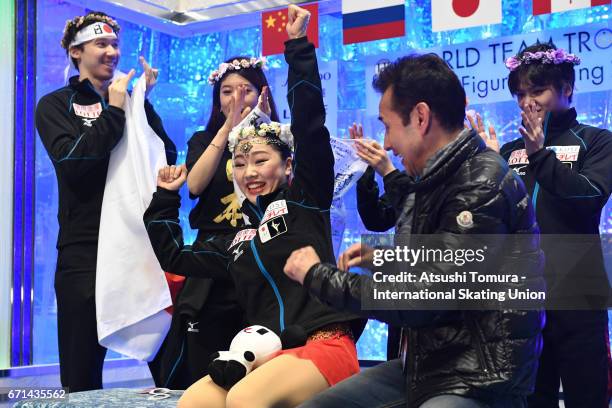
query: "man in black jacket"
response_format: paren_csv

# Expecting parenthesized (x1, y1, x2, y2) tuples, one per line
(284, 54, 545, 407)
(35, 12, 176, 392)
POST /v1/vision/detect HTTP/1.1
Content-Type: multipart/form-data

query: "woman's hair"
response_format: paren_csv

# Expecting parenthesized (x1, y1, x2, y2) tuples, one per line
(508, 42, 576, 103)
(265, 138, 292, 161)
(61, 11, 120, 70)
(205, 57, 280, 134)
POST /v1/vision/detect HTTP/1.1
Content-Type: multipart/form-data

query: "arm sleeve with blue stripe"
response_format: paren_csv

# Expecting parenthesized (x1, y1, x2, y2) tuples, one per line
(35, 93, 125, 185)
(527, 129, 612, 203)
(284, 36, 334, 209)
(144, 187, 231, 280)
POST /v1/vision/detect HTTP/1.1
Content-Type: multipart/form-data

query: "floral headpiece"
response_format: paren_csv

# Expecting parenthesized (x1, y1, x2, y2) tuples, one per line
(504, 48, 581, 71)
(227, 107, 293, 156)
(61, 14, 120, 49)
(229, 121, 294, 155)
(208, 57, 267, 85)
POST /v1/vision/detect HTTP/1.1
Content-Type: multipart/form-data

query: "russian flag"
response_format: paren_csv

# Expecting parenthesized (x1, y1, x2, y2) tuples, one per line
(342, 0, 405, 45)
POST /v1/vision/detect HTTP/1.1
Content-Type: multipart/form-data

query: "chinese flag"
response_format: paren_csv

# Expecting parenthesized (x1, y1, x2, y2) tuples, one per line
(261, 3, 319, 56)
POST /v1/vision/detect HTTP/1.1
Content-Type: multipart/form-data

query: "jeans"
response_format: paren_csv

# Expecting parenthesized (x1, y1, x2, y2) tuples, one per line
(298, 359, 526, 408)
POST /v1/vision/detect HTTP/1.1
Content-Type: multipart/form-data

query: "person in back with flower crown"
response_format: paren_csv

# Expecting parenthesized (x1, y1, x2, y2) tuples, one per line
(470, 42, 612, 407)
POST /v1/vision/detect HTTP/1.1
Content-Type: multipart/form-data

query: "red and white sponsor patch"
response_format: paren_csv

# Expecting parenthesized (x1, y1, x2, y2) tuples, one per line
(508, 149, 529, 166)
(547, 145, 580, 162)
(229, 228, 257, 249)
(261, 200, 288, 224)
(73, 102, 102, 119)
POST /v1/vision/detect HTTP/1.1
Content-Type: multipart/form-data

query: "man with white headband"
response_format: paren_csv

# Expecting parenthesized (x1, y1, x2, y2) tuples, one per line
(35, 11, 176, 392)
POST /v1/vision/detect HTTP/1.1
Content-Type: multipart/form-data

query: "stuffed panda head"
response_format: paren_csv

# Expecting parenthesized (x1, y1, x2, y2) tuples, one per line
(230, 325, 282, 361)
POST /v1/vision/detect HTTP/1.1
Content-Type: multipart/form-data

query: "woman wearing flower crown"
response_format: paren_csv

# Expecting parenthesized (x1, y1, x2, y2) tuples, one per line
(152, 21, 283, 393)
(468, 42, 612, 407)
(144, 4, 364, 407)
(187, 53, 279, 234)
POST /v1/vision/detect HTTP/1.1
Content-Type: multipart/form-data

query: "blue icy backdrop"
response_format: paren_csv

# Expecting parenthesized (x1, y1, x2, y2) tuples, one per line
(32, 0, 612, 364)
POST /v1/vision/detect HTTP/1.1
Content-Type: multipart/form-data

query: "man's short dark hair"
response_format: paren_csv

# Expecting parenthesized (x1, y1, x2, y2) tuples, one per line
(508, 42, 576, 103)
(61, 11, 120, 71)
(372, 54, 466, 132)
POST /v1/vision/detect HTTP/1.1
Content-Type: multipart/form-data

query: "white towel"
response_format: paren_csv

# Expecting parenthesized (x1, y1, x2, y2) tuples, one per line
(96, 74, 172, 361)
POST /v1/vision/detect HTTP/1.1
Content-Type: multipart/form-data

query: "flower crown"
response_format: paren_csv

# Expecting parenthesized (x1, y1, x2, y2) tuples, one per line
(208, 57, 267, 85)
(504, 48, 581, 71)
(61, 14, 120, 49)
(228, 121, 293, 153)
(238, 122, 282, 138)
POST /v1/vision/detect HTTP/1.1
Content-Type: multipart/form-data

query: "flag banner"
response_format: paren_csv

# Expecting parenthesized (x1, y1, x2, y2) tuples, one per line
(96, 73, 172, 361)
(330, 137, 368, 200)
(533, 0, 610, 16)
(342, 0, 405, 44)
(262, 3, 319, 56)
(432, 0, 502, 32)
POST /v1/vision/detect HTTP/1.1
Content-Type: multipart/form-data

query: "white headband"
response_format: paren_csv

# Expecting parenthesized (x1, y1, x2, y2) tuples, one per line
(69, 22, 117, 48)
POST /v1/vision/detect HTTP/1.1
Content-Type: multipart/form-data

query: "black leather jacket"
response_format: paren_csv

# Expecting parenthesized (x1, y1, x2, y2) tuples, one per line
(304, 131, 545, 406)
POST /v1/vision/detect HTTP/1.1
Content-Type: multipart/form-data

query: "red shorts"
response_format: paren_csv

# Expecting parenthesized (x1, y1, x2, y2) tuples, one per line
(272, 332, 359, 386)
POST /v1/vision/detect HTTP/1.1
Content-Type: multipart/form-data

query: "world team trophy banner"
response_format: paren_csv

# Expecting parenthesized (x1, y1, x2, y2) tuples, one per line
(366, 23, 612, 111)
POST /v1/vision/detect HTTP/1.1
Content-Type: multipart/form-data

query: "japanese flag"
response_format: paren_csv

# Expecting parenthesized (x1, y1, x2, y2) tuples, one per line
(431, 0, 502, 32)
(533, 0, 610, 15)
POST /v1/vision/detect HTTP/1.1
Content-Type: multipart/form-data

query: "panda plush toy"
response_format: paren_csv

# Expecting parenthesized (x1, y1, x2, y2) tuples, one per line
(209, 325, 307, 389)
